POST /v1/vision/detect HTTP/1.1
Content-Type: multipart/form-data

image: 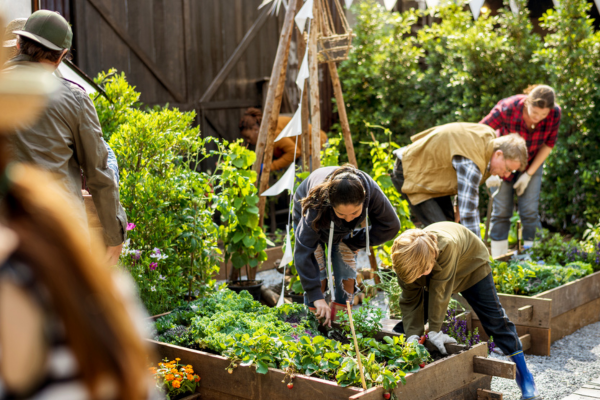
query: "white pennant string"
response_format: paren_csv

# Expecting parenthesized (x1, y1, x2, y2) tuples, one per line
(261, 160, 296, 196)
(383, 0, 397, 11)
(295, 0, 314, 33)
(275, 104, 303, 142)
(469, 0, 485, 20)
(296, 46, 310, 91)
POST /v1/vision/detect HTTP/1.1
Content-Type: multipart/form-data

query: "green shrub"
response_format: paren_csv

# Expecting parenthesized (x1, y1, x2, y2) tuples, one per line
(94, 72, 267, 314)
(339, 0, 600, 235)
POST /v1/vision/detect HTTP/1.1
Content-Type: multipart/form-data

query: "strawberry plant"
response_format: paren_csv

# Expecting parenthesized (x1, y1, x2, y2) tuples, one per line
(154, 290, 431, 391)
(336, 298, 384, 338)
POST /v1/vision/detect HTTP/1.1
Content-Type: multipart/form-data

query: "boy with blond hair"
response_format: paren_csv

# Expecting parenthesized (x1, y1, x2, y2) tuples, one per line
(392, 222, 541, 400)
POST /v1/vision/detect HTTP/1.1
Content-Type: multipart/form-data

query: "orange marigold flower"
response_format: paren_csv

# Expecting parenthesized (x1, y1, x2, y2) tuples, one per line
(187, 374, 194, 381)
(165, 374, 175, 381)
(176, 358, 181, 361)
(185, 369, 193, 374)
(194, 375, 201, 382)
(186, 365, 193, 369)
(171, 369, 178, 374)
(172, 380, 181, 388)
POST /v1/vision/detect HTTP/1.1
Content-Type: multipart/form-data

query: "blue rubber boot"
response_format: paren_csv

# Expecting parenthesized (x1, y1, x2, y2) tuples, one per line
(508, 351, 542, 400)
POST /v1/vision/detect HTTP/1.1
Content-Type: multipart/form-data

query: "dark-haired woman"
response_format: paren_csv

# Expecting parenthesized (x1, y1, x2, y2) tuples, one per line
(293, 165, 400, 326)
(481, 85, 561, 257)
(239, 108, 328, 171)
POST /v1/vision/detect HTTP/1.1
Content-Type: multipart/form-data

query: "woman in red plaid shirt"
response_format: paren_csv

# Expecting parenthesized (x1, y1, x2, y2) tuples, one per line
(480, 85, 561, 257)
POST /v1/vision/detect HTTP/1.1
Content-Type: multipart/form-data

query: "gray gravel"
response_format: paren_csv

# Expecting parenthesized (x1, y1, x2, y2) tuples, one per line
(491, 321, 600, 399)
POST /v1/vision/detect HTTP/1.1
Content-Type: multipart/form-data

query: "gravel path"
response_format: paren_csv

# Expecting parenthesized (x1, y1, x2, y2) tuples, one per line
(491, 321, 600, 399)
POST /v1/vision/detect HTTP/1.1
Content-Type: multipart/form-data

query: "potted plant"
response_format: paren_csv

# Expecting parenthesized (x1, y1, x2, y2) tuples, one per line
(213, 141, 268, 300)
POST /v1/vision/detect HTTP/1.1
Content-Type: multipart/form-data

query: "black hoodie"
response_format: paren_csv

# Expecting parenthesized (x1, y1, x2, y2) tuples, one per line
(293, 167, 401, 303)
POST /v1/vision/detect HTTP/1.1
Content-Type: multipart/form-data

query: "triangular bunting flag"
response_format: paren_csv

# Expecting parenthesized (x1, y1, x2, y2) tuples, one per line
(469, 0, 485, 20)
(261, 161, 296, 196)
(276, 226, 294, 307)
(345, 0, 353, 8)
(296, 46, 310, 91)
(275, 104, 302, 142)
(425, 0, 440, 8)
(383, 0, 397, 11)
(295, 0, 314, 33)
(509, 0, 519, 14)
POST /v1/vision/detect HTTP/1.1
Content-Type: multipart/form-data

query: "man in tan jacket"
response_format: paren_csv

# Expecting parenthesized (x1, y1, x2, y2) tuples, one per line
(390, 122, 527, 238)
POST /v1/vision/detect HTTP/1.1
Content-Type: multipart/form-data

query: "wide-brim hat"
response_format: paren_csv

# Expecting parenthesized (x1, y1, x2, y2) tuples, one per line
(3, 18, 27, 48)
(0, 16, 58, 131)
(13, 10, 72, 51)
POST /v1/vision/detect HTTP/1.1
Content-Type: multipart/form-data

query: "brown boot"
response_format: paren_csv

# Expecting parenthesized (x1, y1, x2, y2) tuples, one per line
(330, 302, 348, 323)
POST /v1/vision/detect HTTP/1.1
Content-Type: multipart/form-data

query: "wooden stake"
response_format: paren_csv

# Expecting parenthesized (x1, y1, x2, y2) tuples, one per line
(255, 0, 299, 228)
(308, 0, 321, 171)
(346, 301, 367, 390)
(301, 81, 310, 171)
(328, 61, 357, 167)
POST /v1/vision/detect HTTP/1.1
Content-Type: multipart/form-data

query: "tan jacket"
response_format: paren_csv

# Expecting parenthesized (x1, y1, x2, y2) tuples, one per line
(398, 222, 491, 336)
(401, 122, 495, 205)
(4, 56, 127, 246)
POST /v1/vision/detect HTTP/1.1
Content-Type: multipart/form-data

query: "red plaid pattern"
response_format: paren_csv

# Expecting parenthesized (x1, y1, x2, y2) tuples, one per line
(480, 95, 561, 167)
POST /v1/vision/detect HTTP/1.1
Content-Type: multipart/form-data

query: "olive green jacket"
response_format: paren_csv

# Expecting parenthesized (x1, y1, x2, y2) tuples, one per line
(4, 56, 127, 246)
(398, 222, 491, 336)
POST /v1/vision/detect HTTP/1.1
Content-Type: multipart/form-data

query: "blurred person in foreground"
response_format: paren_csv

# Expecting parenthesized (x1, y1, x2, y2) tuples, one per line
(4, 10, 127, 264)
(0, 18, 158, 400)
(391, 222, 542, 400)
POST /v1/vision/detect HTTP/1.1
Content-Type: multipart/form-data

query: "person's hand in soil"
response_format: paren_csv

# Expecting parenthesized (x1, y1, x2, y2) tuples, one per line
(314, 299, 331, 328)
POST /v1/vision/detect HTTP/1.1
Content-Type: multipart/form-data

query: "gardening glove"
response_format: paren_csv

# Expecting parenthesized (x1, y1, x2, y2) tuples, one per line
(406, 335, 420, 345)
(427, 331, 457, 355)
(485, 175, 502, 188)
(513, 172, 531, 196)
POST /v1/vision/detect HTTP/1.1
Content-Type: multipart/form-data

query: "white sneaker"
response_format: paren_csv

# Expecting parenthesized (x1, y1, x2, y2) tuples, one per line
(491, 240, 509, 258)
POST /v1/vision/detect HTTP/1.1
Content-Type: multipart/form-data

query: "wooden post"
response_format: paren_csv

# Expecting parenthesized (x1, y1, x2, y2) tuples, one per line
(328, 61, 357, 167)
(308, 0, 321, 171)
(301, 81, 310, 171)
(254, 0, 299, 228)
(346, 301, 367, 390)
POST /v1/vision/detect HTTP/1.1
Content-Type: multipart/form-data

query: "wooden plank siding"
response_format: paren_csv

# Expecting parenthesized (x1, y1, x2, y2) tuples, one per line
(36, 0, 341, 150)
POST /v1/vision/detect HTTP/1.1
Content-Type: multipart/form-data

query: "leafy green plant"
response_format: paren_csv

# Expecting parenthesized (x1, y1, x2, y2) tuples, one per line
(93, 69, 141, 141)
(335, 298, 384, 338)
(372, 269, 403, 318)
(213, 141, 268, 276)
(491, 258, 593, 295)
(155, 290, 430, 391)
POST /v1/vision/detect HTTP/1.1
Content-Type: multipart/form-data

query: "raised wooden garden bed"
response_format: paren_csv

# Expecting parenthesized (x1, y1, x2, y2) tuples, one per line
(463, 254, 600, 356)
(214, 245, 283, 280)
(149, 310, 515, 400)
(148, 339, 511, 400)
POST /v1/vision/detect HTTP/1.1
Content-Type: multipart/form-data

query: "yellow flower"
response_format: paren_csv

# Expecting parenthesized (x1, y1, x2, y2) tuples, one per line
(171, 369, 178, 374)
(186, 365, 193, 369)
(176, 358, 181, 361)
(185, 368, 193, 374)
(172, 380, 181, 388)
